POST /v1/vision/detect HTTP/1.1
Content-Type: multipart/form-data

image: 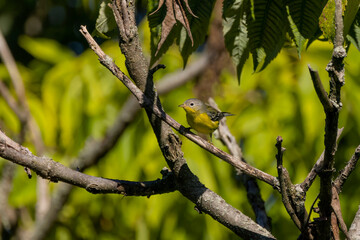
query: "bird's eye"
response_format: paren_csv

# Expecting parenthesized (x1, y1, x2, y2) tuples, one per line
(190, 102, 194, 106)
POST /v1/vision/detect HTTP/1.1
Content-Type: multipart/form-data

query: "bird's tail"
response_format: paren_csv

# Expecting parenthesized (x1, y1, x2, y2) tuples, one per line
(221, 112, 235, 117)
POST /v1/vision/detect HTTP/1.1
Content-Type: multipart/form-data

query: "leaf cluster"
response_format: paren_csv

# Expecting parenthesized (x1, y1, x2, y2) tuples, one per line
(94, 0, 360, 83)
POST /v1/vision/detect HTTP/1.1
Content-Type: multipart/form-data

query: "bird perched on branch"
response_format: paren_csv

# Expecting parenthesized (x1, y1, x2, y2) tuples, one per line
(178, 98, 234, 139)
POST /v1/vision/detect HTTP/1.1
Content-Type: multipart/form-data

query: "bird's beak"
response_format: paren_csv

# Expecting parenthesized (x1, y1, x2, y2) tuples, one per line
(178, 103, 184, 108)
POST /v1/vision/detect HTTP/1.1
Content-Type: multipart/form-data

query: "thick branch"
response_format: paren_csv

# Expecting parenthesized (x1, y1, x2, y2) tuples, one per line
(0, 130, 176, 196)
(80, 2, 277, 237)
(317, 0, 346, 238)
(79, 25, 280, 191)
(30, 51, 212, 240)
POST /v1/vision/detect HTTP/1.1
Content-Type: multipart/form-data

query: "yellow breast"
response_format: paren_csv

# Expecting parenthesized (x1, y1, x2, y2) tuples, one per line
(185, 109, 219, 134)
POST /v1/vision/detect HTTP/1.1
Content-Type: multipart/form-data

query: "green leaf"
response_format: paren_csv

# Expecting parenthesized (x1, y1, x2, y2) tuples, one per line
(286, 6, 306, 57)
(319, 0, 347, 43)
(148, 0, 216, 67)
(178, 0, 216, 65)
(93, 0, 116, 39)
(347, 10, 360, 51)
(223, 0, 250, 82)
(319, 0, 336, 41)
(247, 0, 288, 72)
(286, 0, 328, 55)
(343, 0, 360, 37)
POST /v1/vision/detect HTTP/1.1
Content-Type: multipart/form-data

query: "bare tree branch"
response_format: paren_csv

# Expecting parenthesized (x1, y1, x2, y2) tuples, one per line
(30, 49, 212, 240)
(78, 1, 277, 238)
(300, 128, 344, 192)
(317, 0, 346, 238)
(79, 25, 280, 191)
(349, 206, 360, 239)
(308, 65, 333, 112)
(0, 130, 177, 196)
(334, 145, 360, 192)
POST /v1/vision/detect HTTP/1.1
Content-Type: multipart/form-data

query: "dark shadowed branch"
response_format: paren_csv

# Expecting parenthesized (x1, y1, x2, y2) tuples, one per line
(0, 130, 177, 196)
(307, 0, 346, 238)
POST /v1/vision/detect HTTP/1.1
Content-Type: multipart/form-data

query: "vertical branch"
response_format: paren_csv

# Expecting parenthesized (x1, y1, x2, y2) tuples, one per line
(317, 0, 346, 238)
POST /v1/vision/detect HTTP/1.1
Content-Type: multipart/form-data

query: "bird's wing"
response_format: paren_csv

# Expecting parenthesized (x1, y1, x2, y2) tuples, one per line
(206, 106, 223, 121)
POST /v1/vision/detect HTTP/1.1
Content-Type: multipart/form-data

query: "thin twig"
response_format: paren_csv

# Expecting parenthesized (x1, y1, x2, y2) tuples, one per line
(333, 145, 360, 192)
(275, 137, 302, 230)
(308, 65, 333, 112)
(300, 128, 343, 192)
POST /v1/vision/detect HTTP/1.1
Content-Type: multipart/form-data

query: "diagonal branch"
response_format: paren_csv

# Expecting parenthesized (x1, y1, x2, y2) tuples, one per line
(81, 3, 277, 236)
(0, 130, 177, 196)
(300, 128, 343, 192)
(79, 25, 280, 191)
(333, 145, 360, 192)
(308, 65, 333, 112)
(29, 49, 212, 240)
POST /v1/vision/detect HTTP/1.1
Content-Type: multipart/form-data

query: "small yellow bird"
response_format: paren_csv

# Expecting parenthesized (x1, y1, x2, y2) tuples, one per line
(178, 98, 234, 139)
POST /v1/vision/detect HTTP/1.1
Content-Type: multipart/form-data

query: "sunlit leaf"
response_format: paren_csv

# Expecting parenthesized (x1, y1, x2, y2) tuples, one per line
(319, 0, 347, 42)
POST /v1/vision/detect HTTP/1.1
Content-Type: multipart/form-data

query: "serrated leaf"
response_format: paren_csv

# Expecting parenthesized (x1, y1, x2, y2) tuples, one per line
(178, 0, 216, 65)
(347, 10, 360, 51)
(343, 0, 360, 36)
(148, 0, 215, 67)
(287, 7, 306, 57)
(247, 0, 288, 72)
(223, 0, 250, 83)
(94, 0, 116, 39)
(286, 0, 328, 55)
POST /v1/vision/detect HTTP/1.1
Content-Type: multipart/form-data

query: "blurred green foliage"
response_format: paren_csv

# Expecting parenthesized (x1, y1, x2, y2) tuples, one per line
(1, 3, 360, 240)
